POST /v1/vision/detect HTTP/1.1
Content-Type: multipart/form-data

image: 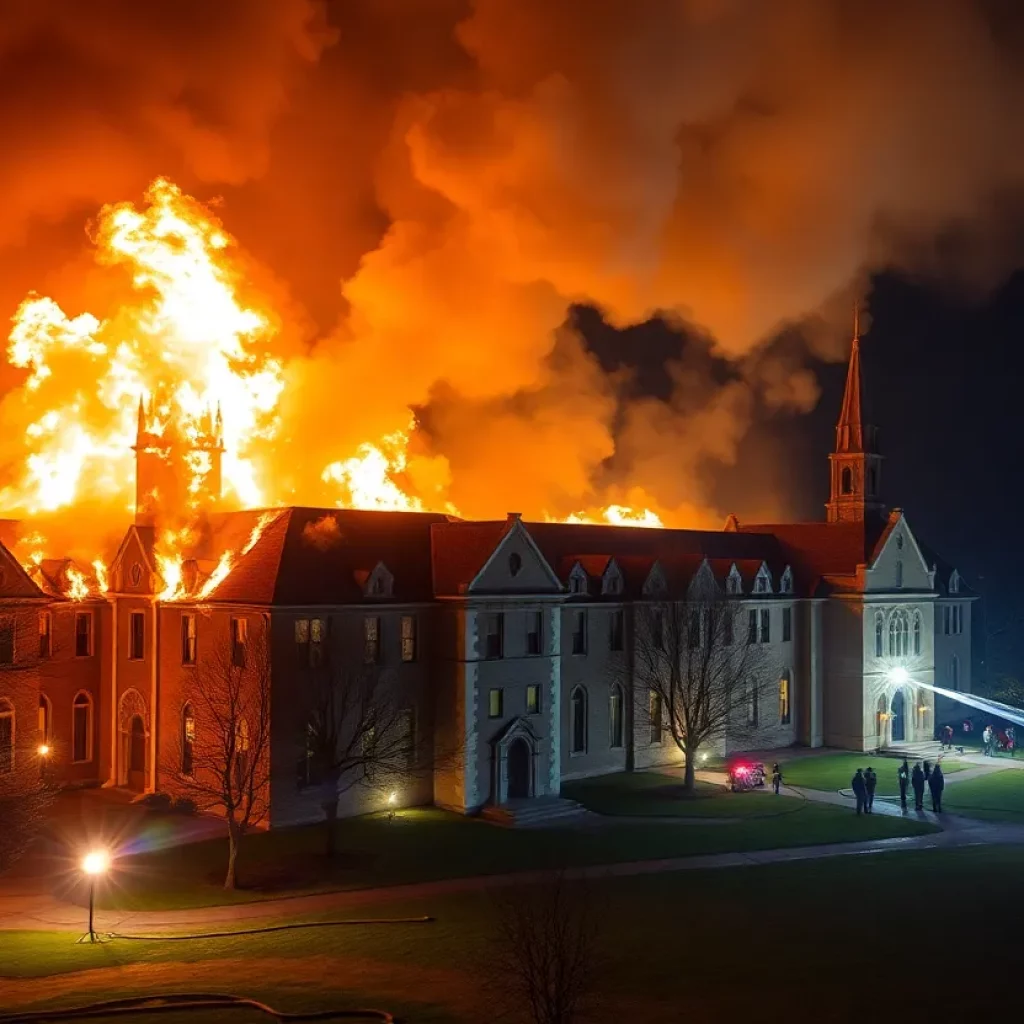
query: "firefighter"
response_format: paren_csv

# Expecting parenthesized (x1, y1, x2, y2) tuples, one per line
(911, 762, 925, 811)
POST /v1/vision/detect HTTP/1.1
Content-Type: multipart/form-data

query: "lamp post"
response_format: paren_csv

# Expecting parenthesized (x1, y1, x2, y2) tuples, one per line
(81, 850, 109, 942)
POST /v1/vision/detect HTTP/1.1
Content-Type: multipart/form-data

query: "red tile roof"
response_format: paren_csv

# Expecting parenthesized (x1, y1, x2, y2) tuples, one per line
(431, 520, 513, 597)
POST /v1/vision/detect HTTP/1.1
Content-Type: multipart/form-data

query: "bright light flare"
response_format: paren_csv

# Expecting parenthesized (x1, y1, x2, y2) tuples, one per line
(387, 791, 398, 806)
(82, 850, 110, 875)
(38, 744, 50, 756)
(888, 667, 910, 685)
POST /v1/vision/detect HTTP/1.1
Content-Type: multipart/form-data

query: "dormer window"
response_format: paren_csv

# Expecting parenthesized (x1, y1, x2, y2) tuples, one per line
(753, 565, 772, 595)
(779, 566, 793, 595)
(363, 562, 394, 599)
(726, 566, 742, 596)
(568, 564, 588, 596)
(508, 552, 522, 577)
(643, 563, 667, 597)
(949, 570, 960, 595)
(602, 562, 623, 596)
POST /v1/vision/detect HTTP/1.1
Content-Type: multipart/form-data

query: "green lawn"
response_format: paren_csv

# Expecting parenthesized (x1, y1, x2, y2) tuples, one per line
(5, 846, 1024, 1023)
(34, 801, 936, 912)
(944, 769, 1024, 822)
(780, 751, 965, 794)
(563, 771, 804, 818)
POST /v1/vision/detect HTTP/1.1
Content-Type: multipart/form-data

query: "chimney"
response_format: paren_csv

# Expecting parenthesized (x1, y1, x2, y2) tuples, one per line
(506, 512, 521, 523)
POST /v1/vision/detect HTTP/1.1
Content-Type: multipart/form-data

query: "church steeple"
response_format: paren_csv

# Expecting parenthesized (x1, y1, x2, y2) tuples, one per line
(826, 304, 884, 523)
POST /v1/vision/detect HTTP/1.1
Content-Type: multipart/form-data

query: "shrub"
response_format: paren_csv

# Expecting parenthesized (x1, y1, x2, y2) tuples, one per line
(140, 791, 173, 811)
(172, 796, 198, 816)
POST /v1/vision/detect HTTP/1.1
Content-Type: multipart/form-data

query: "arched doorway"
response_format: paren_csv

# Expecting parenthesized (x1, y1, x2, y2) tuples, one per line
(891, 689, 906, 743)
(507, 738, 531, 800)
(128, 715, 146, 791)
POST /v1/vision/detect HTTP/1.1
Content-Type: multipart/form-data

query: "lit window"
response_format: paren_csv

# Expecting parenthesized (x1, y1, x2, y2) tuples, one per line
(294, 619, 309, 644)
(39, 612, 52, 659)
(526, 684, 541, 715)
(181, 614, 197, 666)
(181, 703, 195, 776)
(364, 616, 380, 664)
(401, 616, 416, 662)
(38, 694, 50, 743)
(779, 672, 791, 725)
(489, 688, 503, 719)
(231, 618, 248, 668)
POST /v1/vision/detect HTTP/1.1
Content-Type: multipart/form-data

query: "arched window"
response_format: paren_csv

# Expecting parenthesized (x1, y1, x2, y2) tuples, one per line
(72, 692, 93, 763)
(38, 693, 51, 743)
(841, 466, 853, 495)
(874, 612, 884, 658)
(609, 685, 624, 749)
(867, 466, 877, 496)
(0, 697, 13, 773)
(779, 670, 792, 725)
(951, 654, 960, 691)
(912, 612, 922, 656)
(895, 560, 903, 589)
(181, 703, 195, 777)
(570, 687, 587, 754)
(888, 611, 909, 658)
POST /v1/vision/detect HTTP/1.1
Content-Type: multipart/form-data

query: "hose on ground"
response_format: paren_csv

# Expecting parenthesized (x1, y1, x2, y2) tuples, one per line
(0, 994, 394, 1023)
(106, 914, 433, 941)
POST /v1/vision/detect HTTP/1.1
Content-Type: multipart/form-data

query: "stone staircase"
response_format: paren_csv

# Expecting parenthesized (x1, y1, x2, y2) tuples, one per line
(884, 739, 944, 760)
(481, 796, 592, 828)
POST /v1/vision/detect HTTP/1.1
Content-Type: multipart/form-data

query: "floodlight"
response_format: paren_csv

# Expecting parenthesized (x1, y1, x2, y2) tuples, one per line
(888, 666, 910, 685)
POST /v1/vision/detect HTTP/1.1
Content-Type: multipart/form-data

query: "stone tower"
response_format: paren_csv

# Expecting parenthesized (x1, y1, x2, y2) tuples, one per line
(825, 308, 884, 524)
(133, 396, 224, 525)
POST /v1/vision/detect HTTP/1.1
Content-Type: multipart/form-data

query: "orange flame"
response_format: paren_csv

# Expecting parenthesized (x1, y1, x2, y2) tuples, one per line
(64, 565, 90, 602)
(321, 425, 427, 513)
(556, 505, 664, 529)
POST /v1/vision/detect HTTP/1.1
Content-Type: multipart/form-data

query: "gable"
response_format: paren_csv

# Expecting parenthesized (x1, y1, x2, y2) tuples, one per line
(864, 515, 933, 592)
(111, 527, 156, 595)
(0, 541, 46, 600)
(469, 522, 562, 594)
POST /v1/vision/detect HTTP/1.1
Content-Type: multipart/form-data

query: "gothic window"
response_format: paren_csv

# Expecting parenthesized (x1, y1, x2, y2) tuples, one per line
(181, 614, 197, 665)
(571, 687, 588, 753)
(568, 566, 588, 595)
(609, 685, 624, 748)
(38, 694, 51, 743)
(949, 570, 960, 594)
(913, 612, 922, 656)
(602, 563, 623, 595)
(572, 610, 588, 655)
(779, 566, 793, 595)
(508, 552, 522, 577)
(841, 466, 853, 495)
(231, 617, 247, 668)
(754, 566, 772, 594)
(75, 613, 93, 657)
(609, 609, 624, 652)
(39, 612, 52, 658)
(951, 654, 960, 691)
(727, 566, 742, 595)
(867, 466, 877, 496)
(875, 612, 884, 657)
(888, 611, 910, 658)
(895, 560, 903, 589)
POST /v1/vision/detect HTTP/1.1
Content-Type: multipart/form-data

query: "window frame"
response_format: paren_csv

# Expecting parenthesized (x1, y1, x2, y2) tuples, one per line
(609, 608, 624, 652)
(128, 610, 146, 661)
(488, 688, 504, 719)
(779, 672, 791, 725)
(526, 684, 541, 716)
(72, 691, 94, 763)
(39, 611, 52, 659)
(649, 689, 663, 745)
(526, 610, 543, 656)
(181, 613, 197, 666)
(181, 702, 195, 777)
(230, 617, 248, 669)
(0, 616, 14, 666)
(570, 686, 588, 754)
(364, 615, 381, 665)
(759, 608, 770, 644)
(400, 614, 417, 663)
(484, 612, 504, 660)
(609, 684, 624, 749)
(74, 611, 94, 658)
(782, 606, 792, 643)
(571, 609, 588, 656)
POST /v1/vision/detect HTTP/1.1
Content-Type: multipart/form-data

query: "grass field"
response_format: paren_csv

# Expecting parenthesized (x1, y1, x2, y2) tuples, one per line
(4, 845, 1024, 1023)
(563, 771, 805, 817)
(779, 751, 965, 794)
(943, 769, 1024, 821)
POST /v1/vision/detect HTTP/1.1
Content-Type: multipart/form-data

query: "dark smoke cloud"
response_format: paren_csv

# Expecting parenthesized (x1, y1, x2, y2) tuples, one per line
(2, 0, 1024, 526)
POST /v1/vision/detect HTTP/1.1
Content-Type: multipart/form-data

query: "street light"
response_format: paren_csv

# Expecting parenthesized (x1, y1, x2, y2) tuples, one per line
(387, 791, 397, 822)
(81, 850, 109, 942)
(37, 743, 50, 757)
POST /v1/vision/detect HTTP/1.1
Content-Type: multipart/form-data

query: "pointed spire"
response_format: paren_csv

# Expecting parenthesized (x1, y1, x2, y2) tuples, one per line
(214, 402, 223, 447)
(136, 395, 146, 440)
(835, 302, 864, 453)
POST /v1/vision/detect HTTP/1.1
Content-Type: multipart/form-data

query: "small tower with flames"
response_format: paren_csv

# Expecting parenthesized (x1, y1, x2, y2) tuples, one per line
(133, 396, 224, 525)
(825, 306, 884, 524)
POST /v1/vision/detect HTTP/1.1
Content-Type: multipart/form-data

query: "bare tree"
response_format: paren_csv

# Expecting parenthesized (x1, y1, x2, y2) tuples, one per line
(168, 626, 272, 889)
(301, 657, 419, 858)
(629, 580, 770, 791)
(488, 872, 602, 1024)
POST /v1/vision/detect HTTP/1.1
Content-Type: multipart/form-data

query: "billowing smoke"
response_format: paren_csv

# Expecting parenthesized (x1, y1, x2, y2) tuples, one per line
(2, 0, 1024, 549)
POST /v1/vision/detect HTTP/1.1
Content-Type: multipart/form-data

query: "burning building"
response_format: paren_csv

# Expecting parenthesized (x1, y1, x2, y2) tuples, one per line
(0, 320, 976, 824)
